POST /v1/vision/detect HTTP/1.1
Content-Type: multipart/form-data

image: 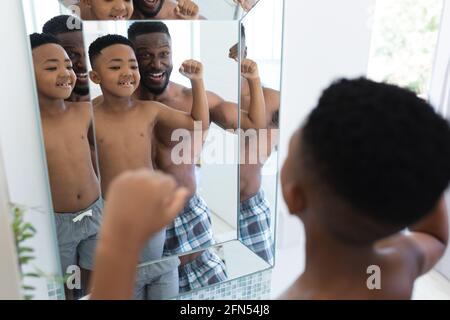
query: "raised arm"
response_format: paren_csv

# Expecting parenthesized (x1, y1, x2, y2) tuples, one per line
(240, 59, 266, 130)
(156, 59, 209, 130)
(376, 196, 449, 277)
(90, 170, 188, 300)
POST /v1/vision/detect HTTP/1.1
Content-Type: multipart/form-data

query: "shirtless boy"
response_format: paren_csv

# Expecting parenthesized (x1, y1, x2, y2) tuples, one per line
(88, 34, 209, 298)
(128, 21, 266, 292)
(30, 33, 102, 298)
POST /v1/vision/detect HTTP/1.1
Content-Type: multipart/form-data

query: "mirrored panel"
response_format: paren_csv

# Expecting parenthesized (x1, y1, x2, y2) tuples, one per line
(136, 239, 270, 299)
(59, 0, 261, 21)
(237, 0, 283, 266)
(22, 0, 100, 300)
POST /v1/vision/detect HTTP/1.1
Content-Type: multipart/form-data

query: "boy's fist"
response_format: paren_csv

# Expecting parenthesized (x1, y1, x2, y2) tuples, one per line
(103, 169, 189, 248)
(180, 59, 203, 80)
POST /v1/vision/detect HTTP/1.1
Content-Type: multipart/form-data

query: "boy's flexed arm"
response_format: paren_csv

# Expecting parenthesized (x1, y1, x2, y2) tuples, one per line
(155, 59, 209, 131)
(376, 196, 449, 277)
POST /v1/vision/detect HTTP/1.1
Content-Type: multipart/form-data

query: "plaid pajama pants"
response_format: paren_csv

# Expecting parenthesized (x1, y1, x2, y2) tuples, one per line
(164, 194, 227, 290)
(239, 190, 275, 265)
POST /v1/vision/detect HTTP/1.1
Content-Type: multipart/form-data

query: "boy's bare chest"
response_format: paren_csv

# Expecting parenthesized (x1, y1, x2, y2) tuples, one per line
(41, 116, 89, 154)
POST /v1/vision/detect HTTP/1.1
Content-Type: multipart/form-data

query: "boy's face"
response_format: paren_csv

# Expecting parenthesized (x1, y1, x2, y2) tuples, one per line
(133, 32, 173, 95)
(56, 31, 89, 96)
(91, 44, 141, 98)
(32, 44, 76, 100)
(88, 0, 133, 20)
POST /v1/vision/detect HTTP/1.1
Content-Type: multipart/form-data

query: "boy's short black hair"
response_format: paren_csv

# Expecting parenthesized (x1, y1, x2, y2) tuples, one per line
(29, 33, 61, 50)
(127, 21, 171, 42)
(302, 77, 450, 227)
(42, 15, 83, 35)
(88, 34, 135, 66)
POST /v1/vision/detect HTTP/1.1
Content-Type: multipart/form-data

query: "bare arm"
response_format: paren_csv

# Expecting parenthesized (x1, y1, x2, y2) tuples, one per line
(376, 196, 449, 277)
(90, 170, 188, 300)
(241, 59, 266, 130)
(156, 60, 209, 130)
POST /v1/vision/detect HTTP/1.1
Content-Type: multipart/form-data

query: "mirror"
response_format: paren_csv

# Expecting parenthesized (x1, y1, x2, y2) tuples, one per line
(238, 0, 283, 266)
(60, 0, 261, 21)
(21, 0, 283, 300)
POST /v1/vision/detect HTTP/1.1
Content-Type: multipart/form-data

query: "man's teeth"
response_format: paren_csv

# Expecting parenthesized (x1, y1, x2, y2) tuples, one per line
(149, 72, 164, 79)
(77, 73, 88, 79)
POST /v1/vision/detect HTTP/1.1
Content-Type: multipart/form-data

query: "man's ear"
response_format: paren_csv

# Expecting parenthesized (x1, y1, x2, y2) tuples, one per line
(89, 70, 101, 85)
(283, 182, 306, 216)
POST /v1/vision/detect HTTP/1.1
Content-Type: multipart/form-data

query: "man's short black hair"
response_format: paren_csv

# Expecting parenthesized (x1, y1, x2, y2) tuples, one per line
(88, 34, 135, 66)
(30, 33, 61, 50)
(43, 15, 83, 35)
(127, 21, 171, 42)
(302, 77, 450, 227)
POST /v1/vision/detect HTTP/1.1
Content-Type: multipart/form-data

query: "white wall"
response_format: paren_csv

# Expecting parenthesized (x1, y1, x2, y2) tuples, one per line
(428, 1, 450, 280)
(276, 0, 375, 251)
(0, 0, 63, 299)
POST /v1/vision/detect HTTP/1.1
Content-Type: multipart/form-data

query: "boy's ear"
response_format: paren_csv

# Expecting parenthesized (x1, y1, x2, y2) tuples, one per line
(89, 70, 101, 85)
(283, 182, 306, 216)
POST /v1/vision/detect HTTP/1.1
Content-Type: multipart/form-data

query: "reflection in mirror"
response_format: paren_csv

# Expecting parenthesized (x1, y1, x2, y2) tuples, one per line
(83, 20, 239, 298)
(238, 0, 283, 266)
(23, 0, 101, 299)
(61, 0, 257, 21)
(137, 240, 270, 299)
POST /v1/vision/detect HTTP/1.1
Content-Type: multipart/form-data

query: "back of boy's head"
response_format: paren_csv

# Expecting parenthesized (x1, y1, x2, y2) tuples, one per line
(88, 34, 134, 67)
(300, 78, 450, 239)
(127, 21, 171, 42)
(30, 32, 61, 50)
(42, 15, 83, 35)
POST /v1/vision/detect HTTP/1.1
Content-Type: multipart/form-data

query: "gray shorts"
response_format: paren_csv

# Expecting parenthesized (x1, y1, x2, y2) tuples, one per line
(54, 198, 103, 274)
(134, 257, 181, 300)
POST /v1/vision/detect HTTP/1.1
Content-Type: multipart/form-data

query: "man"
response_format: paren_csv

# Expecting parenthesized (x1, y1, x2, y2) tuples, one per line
(127, 21, 266, 292)
(131, 0, 202, 20)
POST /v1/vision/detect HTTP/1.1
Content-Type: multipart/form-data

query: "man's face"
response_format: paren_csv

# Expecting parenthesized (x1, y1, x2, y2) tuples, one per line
(133, 32, 173, 95)
(133, 0, 165, 18)
(89, 0, 133, 20)
(32, 44, 76, 100)
(56, 31, 89, 96)
(92, 44, 141, 98)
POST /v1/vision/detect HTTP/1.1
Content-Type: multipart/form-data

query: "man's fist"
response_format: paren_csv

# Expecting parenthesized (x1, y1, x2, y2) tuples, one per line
(175, 0, 199, 19)
(234, 0, 257, 12)
(180, 59, 203, 80)
(103, 169, 189, 248)
(229, 43, 248, 62)
(241, 58, 259, 80)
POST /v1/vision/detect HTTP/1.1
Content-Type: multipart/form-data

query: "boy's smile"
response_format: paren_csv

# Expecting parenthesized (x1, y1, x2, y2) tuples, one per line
(89, 0, 134, 20)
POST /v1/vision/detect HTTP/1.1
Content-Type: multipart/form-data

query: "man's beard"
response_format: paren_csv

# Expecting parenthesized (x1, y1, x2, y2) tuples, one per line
(135, 0, 165, 18)
(141, 68, 172, 95)
(73, 85, 90, 97)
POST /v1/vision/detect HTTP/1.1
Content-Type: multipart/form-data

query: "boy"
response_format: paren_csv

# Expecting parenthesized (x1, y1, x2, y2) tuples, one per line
(88, 34, 209, 299)
(92, 78, 450, 300)
(279, 78, 450, 299)
(43, 15, 90, 102)
(29, 33, 102, 298)
(80, 0, 134, 20)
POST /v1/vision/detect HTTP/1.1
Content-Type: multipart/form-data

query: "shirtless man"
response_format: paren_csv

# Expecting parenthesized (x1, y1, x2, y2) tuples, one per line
(87, 34, 209, 298)
(127, 21, 266, 292)
(131, 0, 202, 20)
(43, 15, 90, 102)
(30, 33, 102, 298)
